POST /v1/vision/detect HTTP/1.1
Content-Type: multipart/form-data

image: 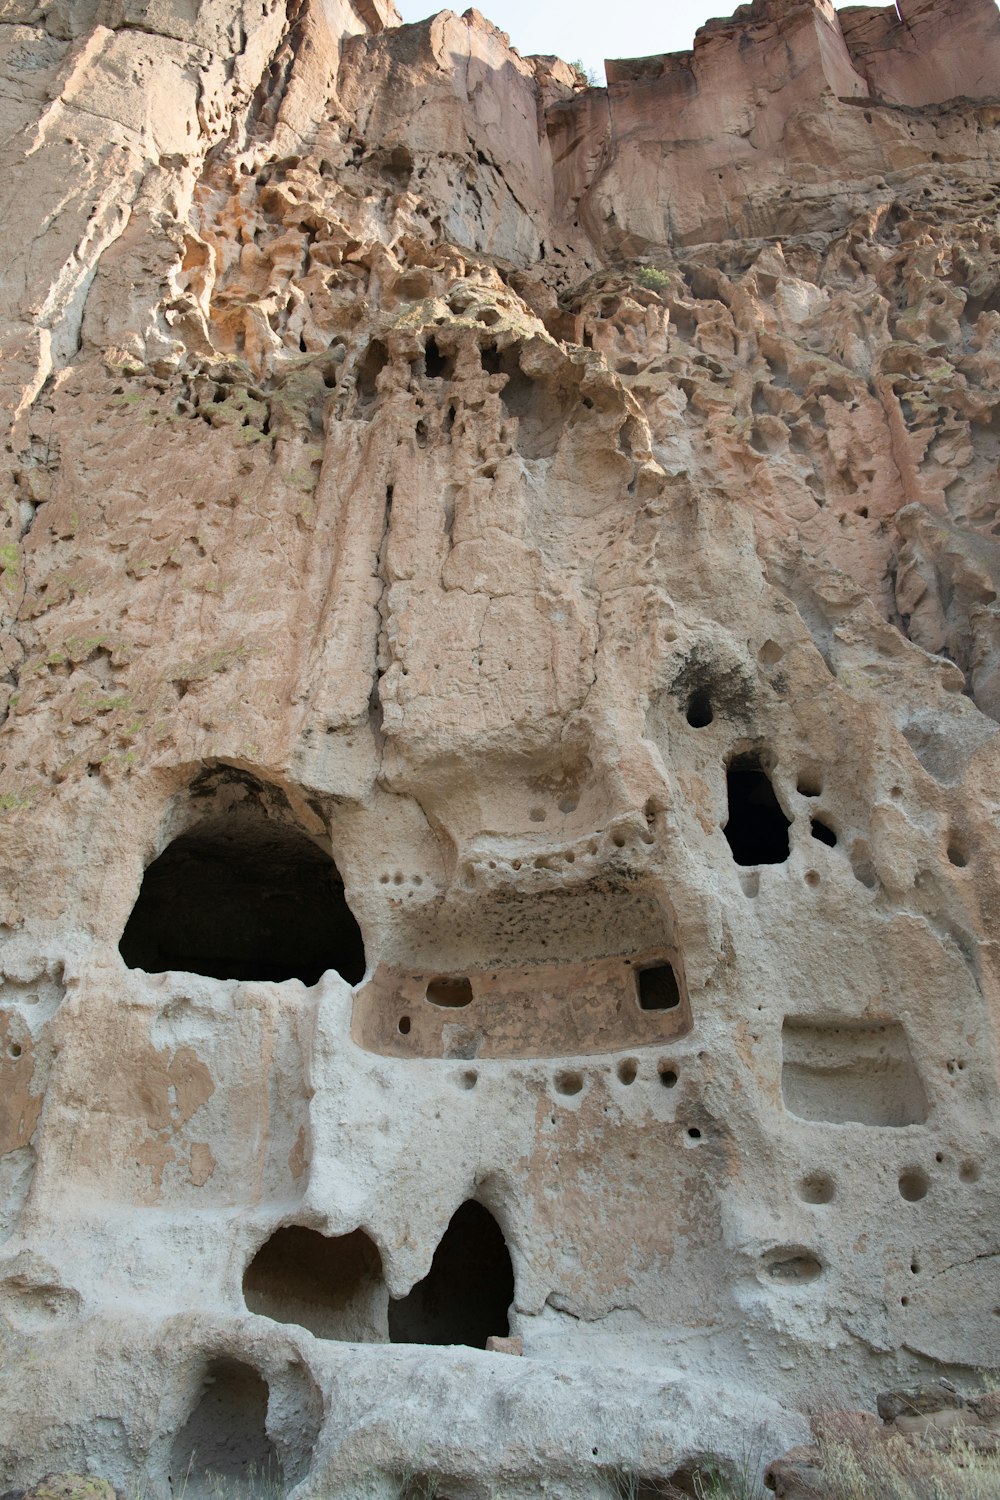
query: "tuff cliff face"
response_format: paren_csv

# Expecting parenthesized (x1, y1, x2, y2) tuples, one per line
(1, 0, 1000, 1493)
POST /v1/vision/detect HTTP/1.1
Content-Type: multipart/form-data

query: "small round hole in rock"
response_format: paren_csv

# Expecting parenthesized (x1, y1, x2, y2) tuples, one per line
(7, 1042, 22, 1060)
(947, 843, 968, 868)
(458, 1069, 478, 1091)
(898, 1167, 929, 1202)
(810, 818, 837, 848)
(398, 1016, 411, 1035)
(617, 1059, 638, 1085)
(555, 1070, 583, 1096)
(426, 976, 473, 1008)
(959, 1159, 980, 1183)
(686, 1126, 702, 1140)
(797, 773, 822, 798)
(799, 1173, 834, 1205)
(804, 869, 821, 888)
(659, 1064, 678, 1088)
(686, 690, 713, 728)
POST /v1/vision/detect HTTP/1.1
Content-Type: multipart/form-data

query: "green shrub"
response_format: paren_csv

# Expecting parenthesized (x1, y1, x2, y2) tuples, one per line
(633, 266, 670, 292)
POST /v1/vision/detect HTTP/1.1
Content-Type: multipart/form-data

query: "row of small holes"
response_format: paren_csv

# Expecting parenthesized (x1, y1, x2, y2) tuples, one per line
(617, 1059, 678, 1088)
(799, 1159, 980, 1206)
(558, 1062, 679, 1095)
(430, 1060, 681, 1094)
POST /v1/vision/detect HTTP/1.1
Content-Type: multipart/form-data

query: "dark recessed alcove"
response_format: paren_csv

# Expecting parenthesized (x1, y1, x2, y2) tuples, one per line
(120, 803, 365, 986)
(426, 976, 474, 1008)
(169, 1358, 281, 1499)
(423, 337, 453, 380)
(244, 1225, 386, 1341)
(723, 754, 790, 865)
(685, 689, 713, 728)
(388, 1201, 514, 1349)
(637, 962, 681, 1011)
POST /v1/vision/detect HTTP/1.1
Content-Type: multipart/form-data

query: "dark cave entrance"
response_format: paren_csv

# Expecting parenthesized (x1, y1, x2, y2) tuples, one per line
(637, 962, 681, 1011)
(388, 1200, 514, 1349)
(243, 1225, 387, 1341)
(169, 1358, 281, 1499)
(723, 754, 790, 865)
(119, 799, 365, 985)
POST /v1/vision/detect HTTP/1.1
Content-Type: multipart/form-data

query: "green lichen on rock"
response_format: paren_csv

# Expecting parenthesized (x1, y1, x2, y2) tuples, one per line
(22, 1474, 121, 1500)
(0, 540, 19, 590)
(0, 787, 37, 813)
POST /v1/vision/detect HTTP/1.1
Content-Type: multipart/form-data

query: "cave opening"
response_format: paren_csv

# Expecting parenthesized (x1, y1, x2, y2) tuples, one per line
(685, 689, 713, 728)
(637, 962, 681, 1011)
(244, 1225, 387, 1341)
(169, 1358, 281, 1500)
(357, 338, 388, 404)
(811, 817, 837, 848)
(388, 1200, 514, 1349)
(723, 754, 790, 865)
(424, 337, 453, 380)
(120, 800, 365, 986)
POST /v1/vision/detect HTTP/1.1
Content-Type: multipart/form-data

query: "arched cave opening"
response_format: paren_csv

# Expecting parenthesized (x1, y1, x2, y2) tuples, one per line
(388, 1200, 514, 1349)
(169, 1358, 281, 1499)
(119, 804, 365, 986)
(243, 1224, 387, 1341)
(723, 754, 790, 866)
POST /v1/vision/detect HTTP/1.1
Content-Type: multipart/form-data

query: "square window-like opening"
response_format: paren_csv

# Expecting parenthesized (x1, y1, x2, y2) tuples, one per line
(637, 963, 680, 1011)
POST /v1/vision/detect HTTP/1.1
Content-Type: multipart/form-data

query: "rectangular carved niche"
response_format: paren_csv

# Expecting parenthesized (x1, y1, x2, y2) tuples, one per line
(352, 953, 692, 1059)
(781, 1018, 929, 1127)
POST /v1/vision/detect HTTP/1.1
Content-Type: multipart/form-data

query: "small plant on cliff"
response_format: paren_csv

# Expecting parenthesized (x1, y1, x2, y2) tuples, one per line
(633, 266, 670, 293)
(570, 59, 601, 86)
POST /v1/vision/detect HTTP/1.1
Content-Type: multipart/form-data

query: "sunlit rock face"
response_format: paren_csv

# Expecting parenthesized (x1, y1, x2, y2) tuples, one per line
(1, 0, 999, 1492)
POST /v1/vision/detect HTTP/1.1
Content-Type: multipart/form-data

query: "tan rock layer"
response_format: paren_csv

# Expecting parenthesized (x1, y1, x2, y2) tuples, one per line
(0, 0, 999, 1494)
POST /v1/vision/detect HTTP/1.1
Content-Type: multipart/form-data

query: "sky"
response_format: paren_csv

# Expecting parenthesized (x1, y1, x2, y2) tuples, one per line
(393, 0, 878, 82)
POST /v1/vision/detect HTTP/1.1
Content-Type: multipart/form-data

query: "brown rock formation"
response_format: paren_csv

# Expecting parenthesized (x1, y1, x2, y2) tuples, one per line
(1, 0, 1000, 1494)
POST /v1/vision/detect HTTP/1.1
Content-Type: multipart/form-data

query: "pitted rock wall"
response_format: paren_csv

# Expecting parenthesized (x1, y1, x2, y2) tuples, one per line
(1, 0, 1000, 1495)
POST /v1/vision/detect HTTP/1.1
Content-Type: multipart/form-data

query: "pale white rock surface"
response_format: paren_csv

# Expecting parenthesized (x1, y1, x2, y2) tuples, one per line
(0, 0, 999, 1495)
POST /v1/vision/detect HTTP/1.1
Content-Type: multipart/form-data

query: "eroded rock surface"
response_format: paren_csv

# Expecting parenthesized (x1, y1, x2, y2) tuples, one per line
(1, 0, 999, 1494)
